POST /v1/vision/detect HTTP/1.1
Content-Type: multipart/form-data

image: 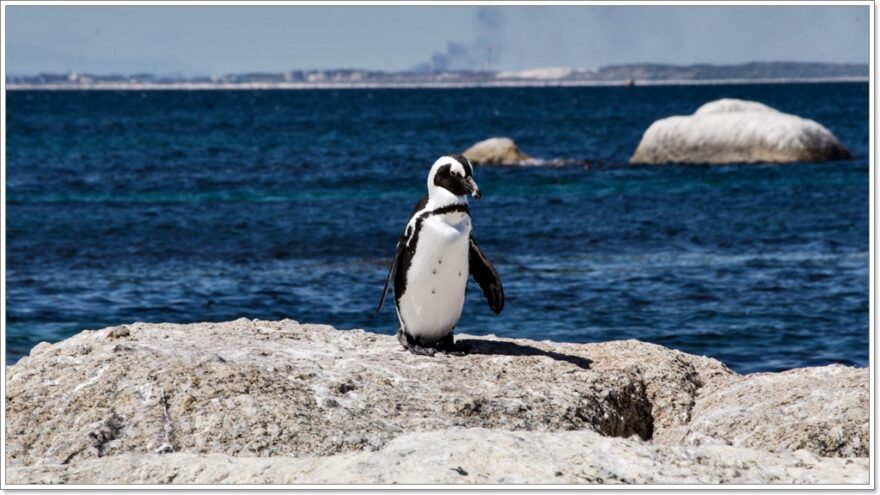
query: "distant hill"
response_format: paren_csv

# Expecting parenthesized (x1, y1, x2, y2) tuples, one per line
(6, 62, 868, 89)
(589, 62, 868, 81)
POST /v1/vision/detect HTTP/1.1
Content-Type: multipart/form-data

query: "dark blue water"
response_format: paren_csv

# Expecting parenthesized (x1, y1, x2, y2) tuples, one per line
(6, 83, 869, 372)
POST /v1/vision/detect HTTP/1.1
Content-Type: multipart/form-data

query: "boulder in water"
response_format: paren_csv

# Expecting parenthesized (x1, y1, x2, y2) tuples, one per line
(630, 99, 850, 164)
(462, 137, 539, 166)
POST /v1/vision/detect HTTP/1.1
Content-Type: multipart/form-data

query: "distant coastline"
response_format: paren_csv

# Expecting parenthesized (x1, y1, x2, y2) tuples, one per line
(5, 77, 869, 91)
(5, 61, 868, 90)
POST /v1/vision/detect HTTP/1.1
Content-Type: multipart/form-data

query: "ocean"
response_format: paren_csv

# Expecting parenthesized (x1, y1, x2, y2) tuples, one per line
(5, 83, 869, 373)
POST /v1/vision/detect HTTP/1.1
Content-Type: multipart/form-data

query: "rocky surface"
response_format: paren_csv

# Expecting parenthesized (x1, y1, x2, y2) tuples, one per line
(462, 137, 539, 166)
(5, 319, 869, 485)
(630, 98, 850, 164)
(10, 429, 868, 485)
(657, 365, 869, 457)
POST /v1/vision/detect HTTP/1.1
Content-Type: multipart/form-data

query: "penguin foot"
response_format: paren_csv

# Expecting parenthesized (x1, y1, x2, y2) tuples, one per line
(397, 328, 437, 357)
(408, 345, 437, 356)
(440, 348, 466, 357)
(396, 329, 465, 357)
(437, 333, 467, 356)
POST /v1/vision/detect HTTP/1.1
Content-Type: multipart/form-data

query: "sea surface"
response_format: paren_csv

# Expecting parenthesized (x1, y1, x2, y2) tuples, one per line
(6, 83, 869, 372)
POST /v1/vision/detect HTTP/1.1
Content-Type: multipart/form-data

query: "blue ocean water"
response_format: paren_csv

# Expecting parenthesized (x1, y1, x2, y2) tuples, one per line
(6, 83, 869, 372)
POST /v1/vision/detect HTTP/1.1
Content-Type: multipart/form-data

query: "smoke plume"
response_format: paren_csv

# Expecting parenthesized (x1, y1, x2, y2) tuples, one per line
(414, 7, 504, 72)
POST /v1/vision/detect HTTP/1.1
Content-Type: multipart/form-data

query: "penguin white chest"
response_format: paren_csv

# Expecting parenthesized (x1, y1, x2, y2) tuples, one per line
(398, 212, 472, 343)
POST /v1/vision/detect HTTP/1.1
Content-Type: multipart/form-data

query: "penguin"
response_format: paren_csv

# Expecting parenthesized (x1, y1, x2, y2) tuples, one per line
(376, 154, 504, 356)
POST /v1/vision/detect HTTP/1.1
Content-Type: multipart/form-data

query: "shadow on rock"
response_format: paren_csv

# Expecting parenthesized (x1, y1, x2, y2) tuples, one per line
(457, 339, 592, 370)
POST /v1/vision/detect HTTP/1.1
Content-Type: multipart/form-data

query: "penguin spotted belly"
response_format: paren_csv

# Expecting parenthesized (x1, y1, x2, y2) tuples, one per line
(398, 213, 471, 344)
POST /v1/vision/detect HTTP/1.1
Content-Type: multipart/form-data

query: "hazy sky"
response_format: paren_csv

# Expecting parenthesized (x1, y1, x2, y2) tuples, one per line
(5, 5, 871, 75)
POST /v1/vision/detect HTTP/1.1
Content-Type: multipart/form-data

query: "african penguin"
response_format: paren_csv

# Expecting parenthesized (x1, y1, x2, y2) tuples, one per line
(376, 154, 504, 356)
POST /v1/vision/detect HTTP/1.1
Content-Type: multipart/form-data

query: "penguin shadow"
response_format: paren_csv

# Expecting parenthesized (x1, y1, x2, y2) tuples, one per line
(455, 339, 593, 370)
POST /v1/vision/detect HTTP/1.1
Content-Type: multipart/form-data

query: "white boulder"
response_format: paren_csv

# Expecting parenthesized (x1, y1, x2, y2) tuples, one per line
(630, 99, 850, 164)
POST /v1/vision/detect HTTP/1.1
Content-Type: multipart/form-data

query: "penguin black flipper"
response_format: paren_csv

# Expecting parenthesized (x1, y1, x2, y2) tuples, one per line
(469, 236, 504, 314)
(376, 195, 429, 315)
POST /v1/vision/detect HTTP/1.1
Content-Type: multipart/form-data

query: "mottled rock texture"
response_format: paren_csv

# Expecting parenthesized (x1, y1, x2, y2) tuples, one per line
(657, 365, 869, 458)
(9, 429, 868, 485)
(5, 319, 869, 485)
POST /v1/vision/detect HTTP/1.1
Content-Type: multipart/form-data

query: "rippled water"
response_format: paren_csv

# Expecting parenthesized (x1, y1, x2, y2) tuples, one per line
(6, 83, 869, 372)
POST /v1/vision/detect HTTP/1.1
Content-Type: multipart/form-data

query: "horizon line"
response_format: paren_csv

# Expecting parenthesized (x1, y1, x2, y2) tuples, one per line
(4, 60, 870, 79)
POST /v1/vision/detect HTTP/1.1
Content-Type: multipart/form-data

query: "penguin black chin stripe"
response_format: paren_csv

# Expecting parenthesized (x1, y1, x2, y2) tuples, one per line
(377, 155, 504, 356)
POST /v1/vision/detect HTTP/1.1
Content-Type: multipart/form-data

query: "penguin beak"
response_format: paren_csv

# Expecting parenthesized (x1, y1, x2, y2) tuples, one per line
(465, 177, 481, 199)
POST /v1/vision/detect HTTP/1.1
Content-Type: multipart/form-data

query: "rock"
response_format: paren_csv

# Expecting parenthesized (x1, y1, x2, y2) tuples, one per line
(630, 98, 850, 164)
(106, 326, 131, 339)
(657, 365, 869, 457)
(4, 319, 868, 485)
(7, 428, 868, 485)
(462, 137, 539, 166)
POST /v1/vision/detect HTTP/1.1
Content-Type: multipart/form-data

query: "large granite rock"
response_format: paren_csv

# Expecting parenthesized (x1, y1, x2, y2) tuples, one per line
(630, 98, 850, 164)
(462, 137, 539, 166)
(5, 319, 869, 485)
(657, 365, 869, 457)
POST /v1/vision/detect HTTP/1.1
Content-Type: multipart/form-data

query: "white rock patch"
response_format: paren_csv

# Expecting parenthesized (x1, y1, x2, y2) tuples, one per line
(630, 98, 850, 164)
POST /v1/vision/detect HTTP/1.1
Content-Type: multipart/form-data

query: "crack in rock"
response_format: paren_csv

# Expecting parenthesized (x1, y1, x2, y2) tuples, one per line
(155, 389, 176, 454)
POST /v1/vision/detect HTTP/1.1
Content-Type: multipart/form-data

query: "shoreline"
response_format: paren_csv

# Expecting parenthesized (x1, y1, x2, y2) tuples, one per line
(5, 77, 868, 91)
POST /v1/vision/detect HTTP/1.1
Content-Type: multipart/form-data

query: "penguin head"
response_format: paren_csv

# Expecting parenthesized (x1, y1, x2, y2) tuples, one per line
(427, 154, 481, 200)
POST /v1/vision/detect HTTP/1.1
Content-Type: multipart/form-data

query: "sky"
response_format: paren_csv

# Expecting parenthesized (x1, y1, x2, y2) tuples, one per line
(4, 4, 871, 76)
